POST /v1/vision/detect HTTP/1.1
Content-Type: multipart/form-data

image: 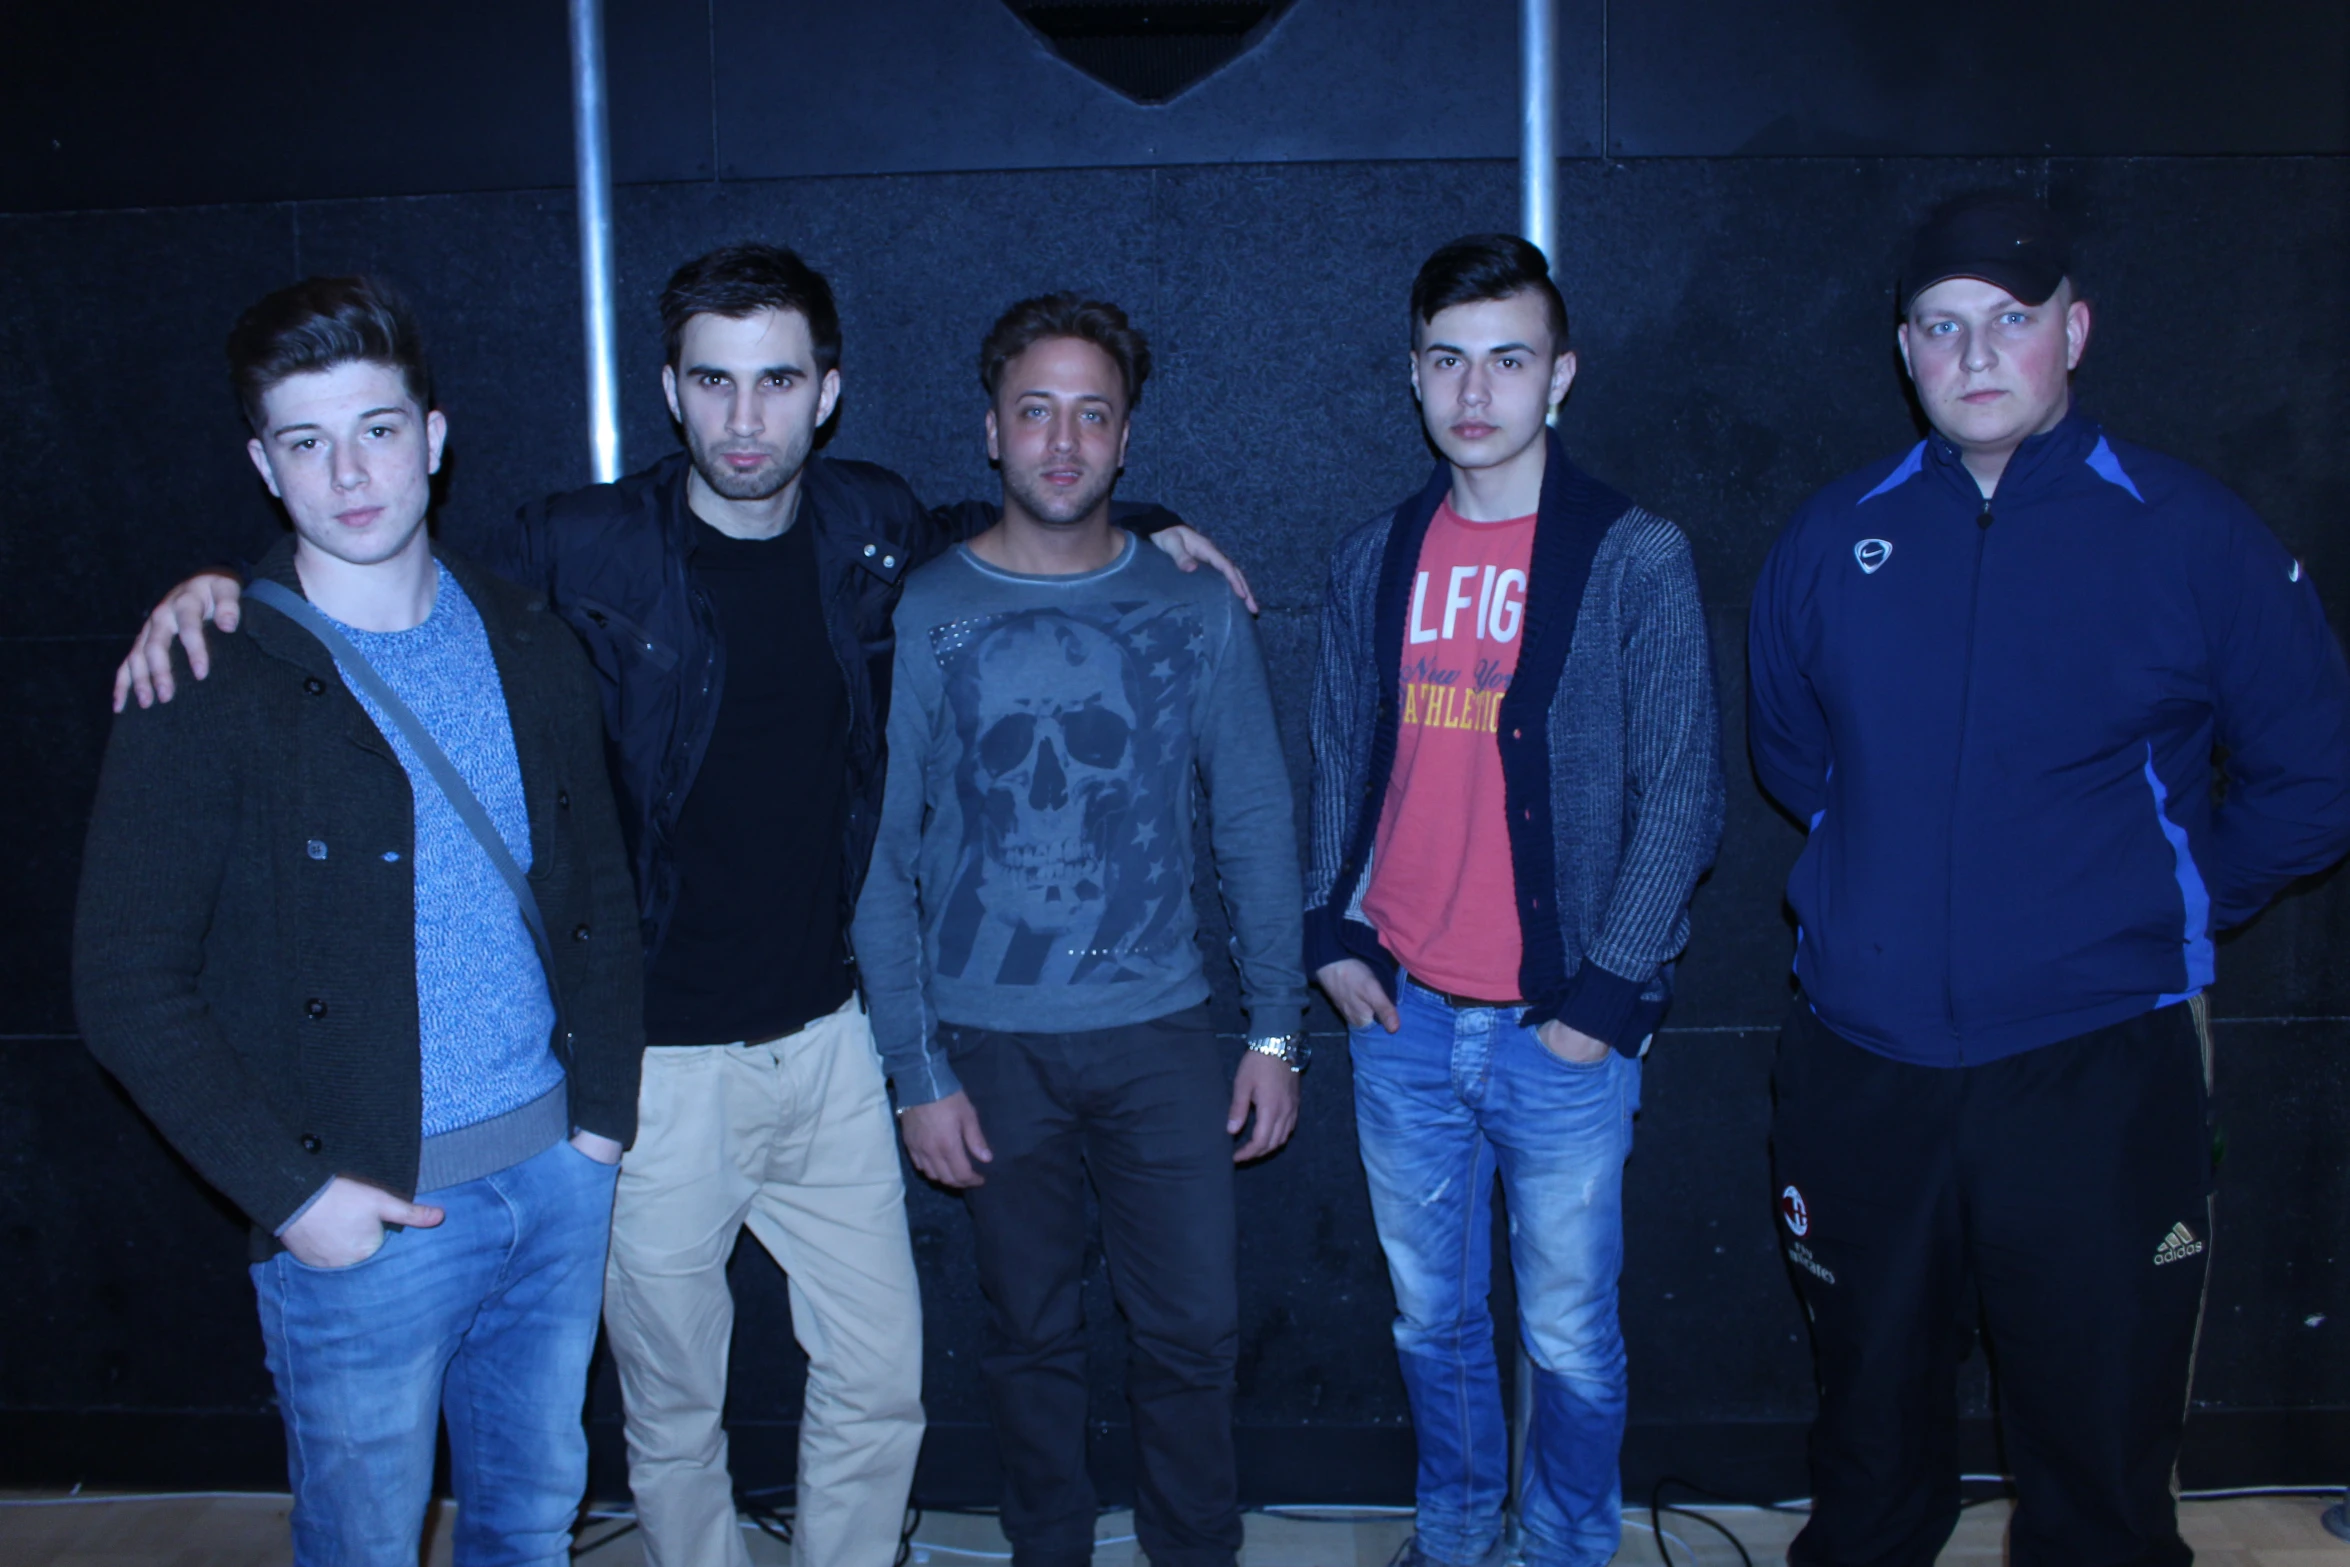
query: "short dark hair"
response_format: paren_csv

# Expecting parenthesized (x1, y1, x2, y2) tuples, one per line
(227, 276, 432, 434)
(658, 243, 842, 375)
(1409, 234, 1570, 354)
(979, 292, 1152, 411)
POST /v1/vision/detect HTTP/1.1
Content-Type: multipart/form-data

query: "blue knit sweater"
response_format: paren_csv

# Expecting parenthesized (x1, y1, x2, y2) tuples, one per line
(331, 566, 562, 1137)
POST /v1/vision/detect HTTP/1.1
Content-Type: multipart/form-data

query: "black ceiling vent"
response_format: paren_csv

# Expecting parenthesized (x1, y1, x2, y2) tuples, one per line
(1006, 2, 1292, 106)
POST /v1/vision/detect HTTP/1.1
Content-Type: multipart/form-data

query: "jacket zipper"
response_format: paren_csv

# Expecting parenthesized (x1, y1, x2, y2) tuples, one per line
(647, 544, 720, 931)
(1943, 494, 1994, 1062)
(676, 571, 719, 829)
(824, 532, 871, 992)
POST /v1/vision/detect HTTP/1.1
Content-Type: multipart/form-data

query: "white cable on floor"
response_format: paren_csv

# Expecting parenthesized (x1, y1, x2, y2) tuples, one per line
(0, 1490, 288, 1507)
(905, 1545, 1012, 1561)
(7, 1482, 2341, 1517)
(1742, 1474, 2015, 1511)
(1257, 1503, 1418, 1517)
(907, 1535, 1138, 1561)
(1621, 1515, 1700, 1557)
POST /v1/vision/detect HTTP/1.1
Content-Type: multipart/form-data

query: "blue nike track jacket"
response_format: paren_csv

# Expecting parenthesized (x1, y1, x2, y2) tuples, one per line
(1748, 407, 2350, 1067)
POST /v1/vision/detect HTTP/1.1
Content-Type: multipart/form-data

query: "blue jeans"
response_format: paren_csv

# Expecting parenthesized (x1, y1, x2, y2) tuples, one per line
(1350, 977, 1640, 1567)
(252, 1137, 618, 1567)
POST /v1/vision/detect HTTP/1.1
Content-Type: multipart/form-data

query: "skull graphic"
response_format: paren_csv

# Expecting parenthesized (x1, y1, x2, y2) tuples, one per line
(968, 616, 1137, 934)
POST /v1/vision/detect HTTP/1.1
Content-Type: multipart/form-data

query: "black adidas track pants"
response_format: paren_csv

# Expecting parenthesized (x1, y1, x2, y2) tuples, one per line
(1771, 998, 2215, 1567)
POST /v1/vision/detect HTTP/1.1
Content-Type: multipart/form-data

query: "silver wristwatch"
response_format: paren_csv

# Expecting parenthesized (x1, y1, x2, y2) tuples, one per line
(1246, 1032, 1309, 1072)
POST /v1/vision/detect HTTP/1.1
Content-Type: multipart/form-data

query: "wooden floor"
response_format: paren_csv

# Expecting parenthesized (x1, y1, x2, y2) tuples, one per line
(2, 1491, 2346, 1566)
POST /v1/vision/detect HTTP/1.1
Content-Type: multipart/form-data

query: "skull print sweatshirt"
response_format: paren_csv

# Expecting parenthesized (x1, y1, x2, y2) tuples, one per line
(853, 534, 1307, 1106)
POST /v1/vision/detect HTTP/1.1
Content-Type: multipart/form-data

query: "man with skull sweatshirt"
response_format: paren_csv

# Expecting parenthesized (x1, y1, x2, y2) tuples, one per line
(854, 292, 1305, 1567)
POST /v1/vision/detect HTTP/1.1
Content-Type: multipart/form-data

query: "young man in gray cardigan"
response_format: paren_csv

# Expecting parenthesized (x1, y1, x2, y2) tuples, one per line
(1306, 235, 1723, 1567)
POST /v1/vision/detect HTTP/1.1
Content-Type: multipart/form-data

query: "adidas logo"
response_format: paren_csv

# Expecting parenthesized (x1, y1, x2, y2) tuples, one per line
(2152, 1222, 2205, 1266)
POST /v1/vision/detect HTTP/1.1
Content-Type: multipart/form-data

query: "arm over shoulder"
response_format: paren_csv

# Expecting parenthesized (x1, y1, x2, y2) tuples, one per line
(443, 493, 556, 596)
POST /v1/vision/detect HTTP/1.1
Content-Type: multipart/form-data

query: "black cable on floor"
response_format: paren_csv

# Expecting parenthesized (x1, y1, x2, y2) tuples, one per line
(1640, 1467, 2106, 1565)
(1648, 1473, 1810, 1516)
(1648, 1475, 1756, 1567)
(896, 1501, 924, 1567)
(735, 1483, 795, 1545)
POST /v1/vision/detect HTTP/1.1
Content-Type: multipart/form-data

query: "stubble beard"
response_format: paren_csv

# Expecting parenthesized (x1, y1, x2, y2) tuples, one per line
(687, 419, 815, 503)
(1003, 462, 1119, 529)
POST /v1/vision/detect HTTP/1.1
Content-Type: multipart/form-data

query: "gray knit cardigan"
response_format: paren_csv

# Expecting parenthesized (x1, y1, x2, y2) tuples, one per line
(1305, 441, 1725, 1052)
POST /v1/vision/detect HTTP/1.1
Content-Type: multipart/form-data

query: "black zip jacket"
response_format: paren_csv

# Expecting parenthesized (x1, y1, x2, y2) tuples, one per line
(74, 541, 644, 1254)
(456, 451, 1178, 966)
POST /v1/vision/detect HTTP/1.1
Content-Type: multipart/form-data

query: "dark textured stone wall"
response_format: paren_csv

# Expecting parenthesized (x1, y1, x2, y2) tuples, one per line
(4, 0, 2346, 1504)
(7, 0, 2343, 210)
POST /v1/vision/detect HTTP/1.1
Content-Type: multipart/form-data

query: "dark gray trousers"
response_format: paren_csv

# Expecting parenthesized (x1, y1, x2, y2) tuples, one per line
(946, 1004, 1241, 1567)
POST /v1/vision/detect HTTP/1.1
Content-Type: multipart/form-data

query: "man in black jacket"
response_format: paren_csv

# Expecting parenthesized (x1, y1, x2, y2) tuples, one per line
(77, 277, 643, 1567)
(112, 244, 1248, 1567)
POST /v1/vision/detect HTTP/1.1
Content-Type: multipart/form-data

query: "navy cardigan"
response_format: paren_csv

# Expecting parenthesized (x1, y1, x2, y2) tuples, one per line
(1306, 432, 1725, 1053)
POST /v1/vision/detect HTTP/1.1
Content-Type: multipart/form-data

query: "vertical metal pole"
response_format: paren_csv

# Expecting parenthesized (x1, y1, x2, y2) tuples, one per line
(1506, 13, 1555, 1547)
(1521, 0, 1560, 432)
(570, 0, 622, 483)
(1520, 0, 1557, 269)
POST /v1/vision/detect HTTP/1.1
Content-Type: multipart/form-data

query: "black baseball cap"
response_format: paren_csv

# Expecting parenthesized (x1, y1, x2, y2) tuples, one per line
(1900, 192, 2072, 315)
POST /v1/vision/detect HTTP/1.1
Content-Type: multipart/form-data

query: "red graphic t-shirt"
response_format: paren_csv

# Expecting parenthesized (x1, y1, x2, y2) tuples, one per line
(1361, 500, 1535, 997)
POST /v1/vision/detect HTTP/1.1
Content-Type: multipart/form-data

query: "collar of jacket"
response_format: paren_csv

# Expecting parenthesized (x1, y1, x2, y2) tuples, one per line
(240, 533, 537, 681)
(650, 448, 910, 590)
(1332, 427, 1632, 1014)
(238, 536, 333, 676)
(239, 533, 553, 775)
(1922, 402, 2102, 506)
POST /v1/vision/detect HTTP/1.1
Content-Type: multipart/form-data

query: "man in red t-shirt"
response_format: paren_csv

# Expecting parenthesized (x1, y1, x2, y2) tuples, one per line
(1306, 236, 1723, 1567)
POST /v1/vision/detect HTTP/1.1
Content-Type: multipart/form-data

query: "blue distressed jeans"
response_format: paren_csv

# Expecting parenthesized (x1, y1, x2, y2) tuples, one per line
(1350, 977, 1640, 1567)
(251, 1137, 618, 1567)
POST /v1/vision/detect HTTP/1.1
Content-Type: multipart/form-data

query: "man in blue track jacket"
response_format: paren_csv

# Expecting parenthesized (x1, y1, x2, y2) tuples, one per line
(1748, 192, 2350, 1567)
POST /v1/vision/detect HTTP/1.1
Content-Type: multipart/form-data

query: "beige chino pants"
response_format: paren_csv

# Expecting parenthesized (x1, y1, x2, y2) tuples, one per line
(603, 999, 924, 1567)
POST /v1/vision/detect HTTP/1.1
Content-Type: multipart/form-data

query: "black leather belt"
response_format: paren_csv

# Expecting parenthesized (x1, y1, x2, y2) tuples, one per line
(1408, 976, 1526, 1011)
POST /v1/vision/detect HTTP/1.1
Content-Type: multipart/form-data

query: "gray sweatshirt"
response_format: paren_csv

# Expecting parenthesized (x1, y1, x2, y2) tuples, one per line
(854, 535, 1306, 1105)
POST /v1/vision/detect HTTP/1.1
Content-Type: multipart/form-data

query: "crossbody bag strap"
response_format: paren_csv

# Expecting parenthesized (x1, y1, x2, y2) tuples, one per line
(247, 578, 554, 978)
